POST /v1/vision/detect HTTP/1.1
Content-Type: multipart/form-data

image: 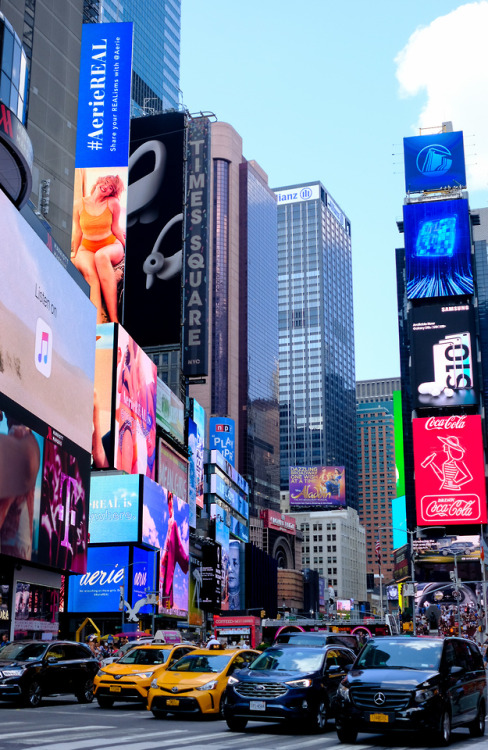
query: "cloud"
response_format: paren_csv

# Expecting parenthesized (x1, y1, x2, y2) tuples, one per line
(395, 1, 488, 192)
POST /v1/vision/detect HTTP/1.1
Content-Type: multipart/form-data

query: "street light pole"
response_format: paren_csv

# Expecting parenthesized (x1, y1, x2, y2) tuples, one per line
(409, 531, 417, 637)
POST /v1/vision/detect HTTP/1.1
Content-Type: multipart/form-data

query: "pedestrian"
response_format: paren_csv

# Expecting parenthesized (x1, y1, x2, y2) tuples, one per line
(0, 633, 9, 648)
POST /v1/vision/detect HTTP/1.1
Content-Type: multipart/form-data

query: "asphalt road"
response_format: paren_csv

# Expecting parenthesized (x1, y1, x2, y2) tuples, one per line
(0, 697, 486, 750)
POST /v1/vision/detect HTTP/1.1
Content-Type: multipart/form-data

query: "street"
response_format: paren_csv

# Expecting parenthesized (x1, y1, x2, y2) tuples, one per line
(0, 699, 486, 750)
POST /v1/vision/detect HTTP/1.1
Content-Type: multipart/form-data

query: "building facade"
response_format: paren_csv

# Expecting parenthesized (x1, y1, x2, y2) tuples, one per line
(275, 182, 357, 510)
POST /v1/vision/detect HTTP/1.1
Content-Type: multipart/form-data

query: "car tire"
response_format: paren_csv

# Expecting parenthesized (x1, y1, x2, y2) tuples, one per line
(226, 717, 248, 732)
(435, 710, 452, 746)
(219, 693, 227, 719)
(96, 695, 114, 708)
(77, 679, 95, 704)
(152, 708, 167, 720)
(336, 722, 357, 743)
(312, 699, 328, 732)
(24, 680, 42, 708)
(468, 701, 486, 738)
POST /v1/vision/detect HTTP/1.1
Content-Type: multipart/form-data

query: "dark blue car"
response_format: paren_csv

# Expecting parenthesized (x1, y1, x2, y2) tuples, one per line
(223, 643, 355, 732)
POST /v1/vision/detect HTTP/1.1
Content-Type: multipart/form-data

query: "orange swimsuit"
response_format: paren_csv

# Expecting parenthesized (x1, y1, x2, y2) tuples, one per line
(79, 199, 116, 252)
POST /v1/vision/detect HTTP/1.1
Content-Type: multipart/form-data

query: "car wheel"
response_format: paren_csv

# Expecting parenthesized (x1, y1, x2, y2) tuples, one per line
(469, 701, 486, 738)
(336, 721, 357, 743)
(226, 716, 248, 732)
(312, 699, 328, 732)
(96, 695, 114, 709)
(152, 708, 167, 720)
(219, 693, 227, 719)
(435, 710, 452, 746)
(77, 678, 95, 704)
(24, 680, 42, 708)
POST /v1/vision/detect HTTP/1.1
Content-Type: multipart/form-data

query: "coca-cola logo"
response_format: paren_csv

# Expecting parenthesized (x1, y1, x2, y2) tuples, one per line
(425, 415, 467, 431)
(422, 495, 480, 519)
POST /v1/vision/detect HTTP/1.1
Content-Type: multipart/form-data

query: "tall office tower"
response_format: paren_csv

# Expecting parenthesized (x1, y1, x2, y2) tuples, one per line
(190, 122, 280, 513)
(356, 378, 401, 581)
(275, 183, 357, 510)
(83, 0, 181, 115)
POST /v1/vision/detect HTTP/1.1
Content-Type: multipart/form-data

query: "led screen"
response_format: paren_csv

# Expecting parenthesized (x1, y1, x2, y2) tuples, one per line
(289, 466, 345, 509)
(131, 546, 157, 614)
(209, 417, 235, 466)
(404, 199, 473, 299)
(413, 534, 479, 562)
(188, 549, 204, 626)
(142, 478, 189, 616)
(89, 474, 140, 544)
(92, 323, 115, 468)
(157, 439, 188, 501)
(404, 131, 466, 193)
(0, 189, 96, 452)
(413, 415, 487, 525)
(67, 545, 128, 613)
(410, 303, 478, 409)
(156, 377, 184, 444)
(192, 399, 205, 509)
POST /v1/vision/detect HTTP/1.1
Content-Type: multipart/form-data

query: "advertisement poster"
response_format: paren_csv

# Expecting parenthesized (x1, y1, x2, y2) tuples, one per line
(123, 112, 186, 347)
(67, 546, 128, 613)
(187, 418, 197, 529)
(289, 466, 346, 509)
(157, 439, 188, 501)
(131, 546, 157, 614)
(14, 582, 59, 638)
(211, 504, 230, 611)
(71, 22, 133, 325)
(156, 377, 184, 444)
(92, 323, 115, 468)
(188, 550, 203, 627)
(410, 303, 477, 409)
(209, 417, 235, 466)
(142, 479, 189, 616)
(413, 534, 479, 562)
(404, 131, 466, 193)
(89, 474, 140, 544)
(192, 399, 205, 508)
(404, 198, 473, 299)
(228, 540, 243, 611)
(413, 415, 487, 525)
(201, 540, 222, 611)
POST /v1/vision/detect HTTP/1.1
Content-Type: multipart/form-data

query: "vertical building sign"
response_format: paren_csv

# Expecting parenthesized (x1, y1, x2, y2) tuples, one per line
(183, 117, 210, 376)
(72, 23, 133, 324)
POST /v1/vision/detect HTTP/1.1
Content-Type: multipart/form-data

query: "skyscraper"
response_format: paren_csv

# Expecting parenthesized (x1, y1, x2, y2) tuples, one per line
(275, 183, 357, 510)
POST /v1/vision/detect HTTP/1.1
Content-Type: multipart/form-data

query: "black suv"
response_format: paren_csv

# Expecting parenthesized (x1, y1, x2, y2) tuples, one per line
(335, 636, 487, 745)
(0, 640, 100, 707)
(224, 643, 356, 732)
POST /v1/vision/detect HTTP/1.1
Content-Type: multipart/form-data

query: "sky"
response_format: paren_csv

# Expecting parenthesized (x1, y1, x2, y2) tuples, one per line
(179, 0, 488, 381)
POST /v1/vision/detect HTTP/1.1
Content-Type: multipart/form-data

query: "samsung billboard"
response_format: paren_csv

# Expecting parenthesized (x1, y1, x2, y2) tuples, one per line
(404, 131, 466, 194)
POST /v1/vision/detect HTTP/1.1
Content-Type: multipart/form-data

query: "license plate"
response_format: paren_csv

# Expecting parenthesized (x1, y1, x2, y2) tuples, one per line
(369, 713, 389, 723)
(250, 700, 266, 711)
(167, 699, 179, 706)
(109, 686, 122, 693)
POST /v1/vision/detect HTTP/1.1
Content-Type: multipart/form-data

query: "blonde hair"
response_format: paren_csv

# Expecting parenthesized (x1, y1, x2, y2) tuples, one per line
(91, 174, 124, 198)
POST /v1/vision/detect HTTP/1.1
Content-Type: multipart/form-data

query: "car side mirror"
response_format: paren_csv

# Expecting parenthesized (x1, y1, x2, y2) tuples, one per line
(448, 665, 463, 676)
(327, 664, 342, 674)
(47, 656, 58, 663)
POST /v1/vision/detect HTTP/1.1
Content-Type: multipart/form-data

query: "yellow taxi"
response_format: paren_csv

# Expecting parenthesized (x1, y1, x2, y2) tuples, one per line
(94, 643, 196, 707)
(147, 646, 259, 719)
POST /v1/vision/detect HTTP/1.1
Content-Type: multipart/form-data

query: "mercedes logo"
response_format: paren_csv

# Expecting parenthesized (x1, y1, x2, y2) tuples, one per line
(171, 687, 179, 693)
(374, 692, 386, 706)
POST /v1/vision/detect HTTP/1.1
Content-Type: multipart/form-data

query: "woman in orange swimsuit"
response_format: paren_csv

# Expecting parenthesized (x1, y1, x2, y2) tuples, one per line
(72, 175, 125, 323)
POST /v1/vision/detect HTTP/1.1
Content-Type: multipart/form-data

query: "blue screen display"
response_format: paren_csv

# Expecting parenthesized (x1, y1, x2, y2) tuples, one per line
(404, 131, 466, 193)
(89, 474, 140, 543)
(68, 545, 128, 613)
(131, 546, 157, 613)
(404, 199, 473, 299)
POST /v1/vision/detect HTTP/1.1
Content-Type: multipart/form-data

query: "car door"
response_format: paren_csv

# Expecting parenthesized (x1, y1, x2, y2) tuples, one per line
(442, 641, 465, 725)
(64, 644, 94, 695)
(43, 645, 68, 696)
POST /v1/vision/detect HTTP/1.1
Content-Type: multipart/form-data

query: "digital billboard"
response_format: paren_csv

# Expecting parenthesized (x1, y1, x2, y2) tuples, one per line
(0, 189, 96, 453)
(131, 546, 157, 614)
(142, 478, 189, 616)
(404, 198, 473, 299)
(209, 417, 235, 466)
(289, 466, 345, 509)
(211, 504, 230, 611)
(192, 399, 205, 509)
(412, 534, 479, 562)
(92, 323, 115, 469)
(157, 439, 188, 502)
(392, 391, 407, 549)
(413, 415, 487, 525)
(123, 112, 186, 347)
(89, 474, 140, 544)
(71, 22, 133, 325)
(67, 545, 128, 613)
(410, 303, 478, 409)
(201, 540, 222, 611)
(188, 548, 203, 627)
(404, 131, 466, 193)
(156, 377, 184, 444)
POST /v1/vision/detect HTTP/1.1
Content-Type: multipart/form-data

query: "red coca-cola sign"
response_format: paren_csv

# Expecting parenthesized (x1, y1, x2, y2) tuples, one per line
(413, 415, 487, 525)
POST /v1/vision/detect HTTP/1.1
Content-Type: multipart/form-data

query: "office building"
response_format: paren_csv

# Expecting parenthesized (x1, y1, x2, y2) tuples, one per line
(275, 182, 357, 510)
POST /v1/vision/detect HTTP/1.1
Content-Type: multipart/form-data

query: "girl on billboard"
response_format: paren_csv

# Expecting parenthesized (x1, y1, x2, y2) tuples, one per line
(72, 174, 125, 324)
(160, 492, 189, 609)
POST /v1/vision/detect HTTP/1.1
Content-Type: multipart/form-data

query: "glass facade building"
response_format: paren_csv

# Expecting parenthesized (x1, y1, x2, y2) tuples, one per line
(275, 182, 357, 510)
(0, 13, 28, 124)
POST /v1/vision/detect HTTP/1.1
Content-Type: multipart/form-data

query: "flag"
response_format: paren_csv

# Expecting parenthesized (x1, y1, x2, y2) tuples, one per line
(375, 538, 381, 563)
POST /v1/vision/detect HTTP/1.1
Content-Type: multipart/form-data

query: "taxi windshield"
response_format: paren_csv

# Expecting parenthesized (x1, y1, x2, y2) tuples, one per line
(356, 640, 443, 670)
(169, 653, 232, 673)
(118, 648, 169, 665)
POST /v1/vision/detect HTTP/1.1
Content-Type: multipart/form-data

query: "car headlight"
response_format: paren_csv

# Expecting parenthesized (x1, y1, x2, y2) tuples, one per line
(285, 678, 312, 688)
(0, 669, 23, 677)
(337, 682, 350, 700)
(134, 672, 153, 679)
(150, 678, 158, 689)
(227, 676, 239, 686)
(196, 680, 218, 691)
(97, 669, 108, 676)
(415, 686, 438, 703)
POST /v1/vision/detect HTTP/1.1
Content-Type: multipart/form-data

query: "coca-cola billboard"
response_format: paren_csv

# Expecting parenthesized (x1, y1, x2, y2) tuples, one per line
(413, 415, 487, 525)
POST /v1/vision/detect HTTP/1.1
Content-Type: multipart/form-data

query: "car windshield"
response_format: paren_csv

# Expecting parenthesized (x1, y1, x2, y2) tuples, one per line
(118, 648, 169, 665)
(356, 640, 443, 670)
(276, 635, 326, 645)
(250, 648, 324, 672)
(0, 643, 48, 662)
(169, 653, 232, 673)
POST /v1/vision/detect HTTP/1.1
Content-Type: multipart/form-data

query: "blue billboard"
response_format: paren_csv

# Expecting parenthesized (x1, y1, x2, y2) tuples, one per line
(209, 417, 235, 466)
(404, 198, 473, 299)
(131, 546, 157, 614)
(404, 131, 466, 193)
(68, 545, 128, 613)
(89, 474, 140, 543)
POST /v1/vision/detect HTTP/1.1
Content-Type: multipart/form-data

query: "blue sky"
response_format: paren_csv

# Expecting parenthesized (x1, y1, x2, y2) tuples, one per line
(180, 1, 488, 380)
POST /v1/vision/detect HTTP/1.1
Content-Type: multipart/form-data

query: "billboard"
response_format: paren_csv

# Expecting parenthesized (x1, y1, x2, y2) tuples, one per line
(289, 466, 346, 509)
(188, 549, 203, 626)
(209, 417, 235, 466)
(412, 534, 479, 562)
(89, 474, 140, 544)
(392, 391, 407, 549)
(0, 188, 96, 453)
(67, 545, 128, 613)
(404, 198, 473, 299)
(413, 415, 487, 525)
(131, 546, 157, 614)
(183, 116, 210, 376)
(157, 439, 188, 501)
(209, 474, 249, 520)
(404, 131, 466, 193)
(123, 112, 186, 347)
(156, 377, 184, 444)
(71, 23, 133, 325)
(141, 479, 189, 616)
(201, 540, 222, 611)
(410, 303, 478, 409)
